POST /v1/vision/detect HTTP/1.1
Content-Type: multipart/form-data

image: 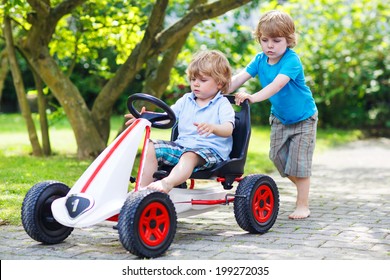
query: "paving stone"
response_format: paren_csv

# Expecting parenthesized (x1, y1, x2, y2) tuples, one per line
(1, 139, 389, 261)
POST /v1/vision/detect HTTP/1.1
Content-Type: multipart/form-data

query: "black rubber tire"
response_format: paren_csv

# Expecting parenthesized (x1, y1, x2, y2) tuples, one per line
(234, 174, 279, 234)
(21, 181, 74, 244)
(118, 190, 177, 258)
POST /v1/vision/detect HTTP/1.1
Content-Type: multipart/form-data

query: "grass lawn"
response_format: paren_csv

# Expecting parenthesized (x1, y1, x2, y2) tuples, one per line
(0, 113, 362, 225)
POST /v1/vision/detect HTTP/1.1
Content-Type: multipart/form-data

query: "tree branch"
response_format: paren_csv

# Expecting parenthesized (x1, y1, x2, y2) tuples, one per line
(51, 0, 88, 22)
(24, 0, 86, 55)
(154, 0, 253, 53)
(27, 0, 87, 19)
(143, 0, 169, 40)
(26, 0, 50, 17)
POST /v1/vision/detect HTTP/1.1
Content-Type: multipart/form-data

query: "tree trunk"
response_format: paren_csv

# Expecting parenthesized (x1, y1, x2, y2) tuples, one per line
(0, 49, 9, 111)
(32, 70, 51, 156)
(26, 49, 106, 158)
(3, 16, 43, 156)
(20, 0, 106, 158)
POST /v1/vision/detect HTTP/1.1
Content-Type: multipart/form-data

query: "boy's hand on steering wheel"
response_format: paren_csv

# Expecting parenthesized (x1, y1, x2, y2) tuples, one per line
(124, 106, 146, 126)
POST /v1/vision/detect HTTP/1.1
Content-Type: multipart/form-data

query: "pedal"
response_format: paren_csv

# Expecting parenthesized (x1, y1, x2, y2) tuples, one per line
(153, 170, 168, 180)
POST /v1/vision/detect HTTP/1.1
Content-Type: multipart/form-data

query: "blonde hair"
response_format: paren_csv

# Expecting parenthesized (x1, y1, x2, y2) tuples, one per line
(186, 50, 232, 94)
(254, 10, 297, 48)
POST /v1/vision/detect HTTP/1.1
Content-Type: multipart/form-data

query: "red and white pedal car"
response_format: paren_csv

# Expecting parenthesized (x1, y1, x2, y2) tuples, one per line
(21, 93, 279, 258)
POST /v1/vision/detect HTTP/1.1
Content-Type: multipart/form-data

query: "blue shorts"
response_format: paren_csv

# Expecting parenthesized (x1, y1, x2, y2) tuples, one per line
(151, 140, 222, 171)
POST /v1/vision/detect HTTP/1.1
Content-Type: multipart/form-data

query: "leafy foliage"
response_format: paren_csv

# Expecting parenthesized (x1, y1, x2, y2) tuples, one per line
(1, 0, 389, 135)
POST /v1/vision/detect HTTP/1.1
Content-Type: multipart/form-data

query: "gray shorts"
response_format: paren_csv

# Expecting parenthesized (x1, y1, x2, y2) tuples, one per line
(269, 112, 318, 178)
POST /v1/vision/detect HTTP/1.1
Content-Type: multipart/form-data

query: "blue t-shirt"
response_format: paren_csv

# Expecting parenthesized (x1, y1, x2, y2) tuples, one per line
(246, 48, 317, 125)
(171, 92, 235, 160)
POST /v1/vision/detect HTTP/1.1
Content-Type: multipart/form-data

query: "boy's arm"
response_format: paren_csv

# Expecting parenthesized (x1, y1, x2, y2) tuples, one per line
(228, 71, 252, 93)
(235, 74, 290, 105)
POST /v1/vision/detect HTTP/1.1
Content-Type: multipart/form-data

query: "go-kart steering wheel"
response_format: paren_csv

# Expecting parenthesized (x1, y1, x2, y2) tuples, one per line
(127, 93, 176, 129)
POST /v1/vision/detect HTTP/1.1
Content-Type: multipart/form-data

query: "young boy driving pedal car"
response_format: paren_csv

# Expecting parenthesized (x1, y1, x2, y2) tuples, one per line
(125, 50, 235, 193)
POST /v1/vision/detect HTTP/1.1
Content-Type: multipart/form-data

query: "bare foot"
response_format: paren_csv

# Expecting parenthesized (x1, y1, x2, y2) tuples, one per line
(147, 179, 171, 193)
(288, 206, 310, 219)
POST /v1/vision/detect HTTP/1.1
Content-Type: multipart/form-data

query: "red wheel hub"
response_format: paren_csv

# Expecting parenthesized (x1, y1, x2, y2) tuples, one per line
(252, 185, 274, 223)
(139, 202, 170, 247)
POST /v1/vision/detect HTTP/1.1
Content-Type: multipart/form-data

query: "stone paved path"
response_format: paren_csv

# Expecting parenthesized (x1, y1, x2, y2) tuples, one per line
(1, 138, 389, 260)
